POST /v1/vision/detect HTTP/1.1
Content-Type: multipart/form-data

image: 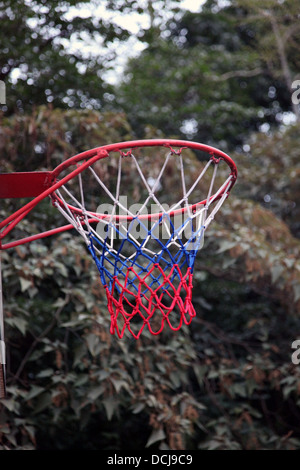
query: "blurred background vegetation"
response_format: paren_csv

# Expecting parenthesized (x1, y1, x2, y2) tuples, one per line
(0, 0, 299, 450)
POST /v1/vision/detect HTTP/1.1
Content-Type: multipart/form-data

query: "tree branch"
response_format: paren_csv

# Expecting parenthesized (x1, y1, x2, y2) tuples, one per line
(12, 294, 70, 383)
(217, 67, 263, 81)
(261, 9, 300, 120)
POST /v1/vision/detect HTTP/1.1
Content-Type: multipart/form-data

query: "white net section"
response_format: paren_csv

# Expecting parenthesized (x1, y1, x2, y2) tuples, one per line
(53, 148, 232, 257)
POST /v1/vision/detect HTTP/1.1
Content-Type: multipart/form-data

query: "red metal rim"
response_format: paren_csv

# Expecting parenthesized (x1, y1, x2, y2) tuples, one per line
(0, 139, 237, 249)
(52, 139, 237, 178)
(51, 139, 237, 222)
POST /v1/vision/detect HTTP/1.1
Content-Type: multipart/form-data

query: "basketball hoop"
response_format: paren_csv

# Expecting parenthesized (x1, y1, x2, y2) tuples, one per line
(0, 139, 237, 338)
(48, 140, 237, 339)
(0, 139, 237, 395)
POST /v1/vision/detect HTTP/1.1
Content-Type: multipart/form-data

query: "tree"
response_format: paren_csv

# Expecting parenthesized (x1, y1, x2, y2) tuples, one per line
(117, 0, 296, 148)
(0, 107, 299, 450)
(234, 0, 300, 120)
(1, 0, 300, 452)
(0, 0, 130, 113)
(0, 0, 185, 114)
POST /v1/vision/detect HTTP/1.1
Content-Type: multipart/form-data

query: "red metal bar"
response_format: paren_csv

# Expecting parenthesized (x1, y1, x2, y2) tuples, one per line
(0, 151, 107, 234)
(52, 139, 238, 184)
(0, 217, 101, 250)
(0, 223, 75, 249)
(0, 172, 53, 198)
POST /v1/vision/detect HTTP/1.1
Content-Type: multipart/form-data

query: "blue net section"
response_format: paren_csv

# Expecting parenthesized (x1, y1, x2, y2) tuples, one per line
(88, 214, 203, 294)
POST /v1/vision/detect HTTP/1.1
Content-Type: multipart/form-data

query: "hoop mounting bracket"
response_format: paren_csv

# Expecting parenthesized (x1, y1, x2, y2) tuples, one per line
(0, 171, 54, 199)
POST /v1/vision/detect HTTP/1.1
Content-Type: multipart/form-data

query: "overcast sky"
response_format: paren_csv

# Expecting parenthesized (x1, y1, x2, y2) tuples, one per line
(12, 1, 206, 85)
(64, 0, 206, 84)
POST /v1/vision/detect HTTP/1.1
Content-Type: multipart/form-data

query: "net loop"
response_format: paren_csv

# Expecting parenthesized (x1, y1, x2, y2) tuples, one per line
(119, 150, 133, 158)
(210, 154, 222, 164)
(105, 263, 196, 339)
(167, 145, 187, 155)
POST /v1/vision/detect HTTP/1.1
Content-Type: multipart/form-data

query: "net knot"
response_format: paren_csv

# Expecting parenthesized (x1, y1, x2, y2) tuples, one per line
(119, 150, 133, 158)
(210, 154, 222, 164)
(166, 145, 187, 155)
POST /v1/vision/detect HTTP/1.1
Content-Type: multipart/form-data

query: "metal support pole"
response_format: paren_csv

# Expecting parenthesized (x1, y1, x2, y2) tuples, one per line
(0, 251, 6, 399)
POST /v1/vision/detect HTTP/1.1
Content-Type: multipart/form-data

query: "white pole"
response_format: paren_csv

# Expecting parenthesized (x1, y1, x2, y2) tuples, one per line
(0, 251, 6, 398)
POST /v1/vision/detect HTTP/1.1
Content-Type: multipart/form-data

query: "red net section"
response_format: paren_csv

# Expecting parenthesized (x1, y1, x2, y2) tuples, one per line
(105, 264, 195, 339)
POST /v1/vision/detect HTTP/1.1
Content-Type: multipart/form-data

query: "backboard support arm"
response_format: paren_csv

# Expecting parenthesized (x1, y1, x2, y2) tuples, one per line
(0, 171, 53, 199)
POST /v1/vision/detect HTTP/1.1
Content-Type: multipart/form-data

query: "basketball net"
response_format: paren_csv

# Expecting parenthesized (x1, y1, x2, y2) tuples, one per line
(51, 142, 235, 339)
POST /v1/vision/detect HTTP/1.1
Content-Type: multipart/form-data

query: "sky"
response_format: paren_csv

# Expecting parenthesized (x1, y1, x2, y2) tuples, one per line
(62, 0, 206, 84)
(11, 0, 206, 86)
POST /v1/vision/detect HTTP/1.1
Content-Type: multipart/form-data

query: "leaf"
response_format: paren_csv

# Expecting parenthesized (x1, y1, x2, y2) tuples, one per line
(193, 364, 208, 386)
(231, 383, 247, 398)
(53, 298, 67, 308)
(217, 240, 237, 253)
(132, 403, 145, 414)
(36, 369, 54, 378)
(0, 399, 20, 414)
(33, 392, 52, 414)
(110, 378, 129, 393)
(73, 343, 87, 367)
(284, 258, 295, 268)
(146, 428, 166, 448)
(24, 425, 36, 444)
(208, 440, 222, 450)
(222, 258, 236, 269)
(270, 265, 284, 284)
(156, 363, 166, 373)
(55, 262, 68, 277)
(207, 370, 219, 379)
(85, 333, 100, 357)
(102, 397, 118, 421)
(87, 385, 105, 401)
(0, 424, 10, 434)
(5, 317, 28, 335)
(6, 434, 17, 446)
(25, 386, 45, 401)
(99, 370, 110, 381)
(169, 372, 180, 388)
(293, 284, 300, 303)
(20, 278, 32, 292)
(74, 374, 89, 387)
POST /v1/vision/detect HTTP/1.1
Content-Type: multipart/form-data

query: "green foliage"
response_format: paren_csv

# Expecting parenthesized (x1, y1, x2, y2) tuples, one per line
(0, 0, 300, 452)
(0, 108, 299, 450)
(0, 0, 130, 112)
(0, 0, 186, 115)
(117, 2, 296, 148)
(233, 125, 300, 237)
